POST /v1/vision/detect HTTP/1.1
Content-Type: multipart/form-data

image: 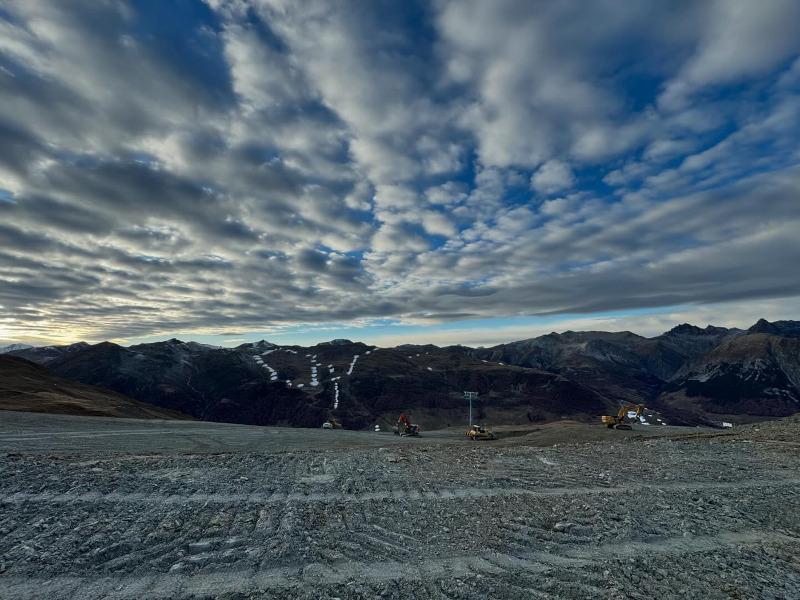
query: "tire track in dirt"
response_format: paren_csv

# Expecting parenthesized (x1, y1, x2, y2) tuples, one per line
(2, 414, 798, 599)
(1, 529, 795, 600)
(2, 476, 797, 505)
(3, 476, 796, 594)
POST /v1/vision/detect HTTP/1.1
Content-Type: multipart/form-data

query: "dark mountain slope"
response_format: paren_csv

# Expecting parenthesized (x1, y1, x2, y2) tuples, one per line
(40, 339, 614, 429)
(47, 340, 319, 427)
(660, 333, 800, 422)
(642, 324, 737, 380)
(337, 346, 613, 426)
(0, 355, 190, 419)
(473, 331, 665, 407)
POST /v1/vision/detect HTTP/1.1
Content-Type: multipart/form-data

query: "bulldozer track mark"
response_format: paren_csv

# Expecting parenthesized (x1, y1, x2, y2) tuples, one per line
(1, 529, 792, 600)
(3, 476, 798, 506)
(566, 530, 800, 561)
(2, 412, 798, 599)
(355, 532, 415, 556)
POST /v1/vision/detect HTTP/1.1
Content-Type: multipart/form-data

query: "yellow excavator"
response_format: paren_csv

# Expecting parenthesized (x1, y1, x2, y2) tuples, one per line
(602, 404, 645, 430)
(322, 419, 342, 429)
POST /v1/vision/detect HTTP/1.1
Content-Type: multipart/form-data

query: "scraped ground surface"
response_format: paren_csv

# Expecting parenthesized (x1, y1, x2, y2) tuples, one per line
(1, 412, 798, 599)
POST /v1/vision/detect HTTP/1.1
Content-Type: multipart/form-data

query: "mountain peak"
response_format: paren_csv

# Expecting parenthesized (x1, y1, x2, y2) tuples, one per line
(748, 318, 780, 335)
(667, 323, 704, 335)
(665, 323, 732, 337)
(320, 339, 354, 346)
(95, 341, 118, 347)
(234, 340, 276, 351)
(747, 319, 800, 338)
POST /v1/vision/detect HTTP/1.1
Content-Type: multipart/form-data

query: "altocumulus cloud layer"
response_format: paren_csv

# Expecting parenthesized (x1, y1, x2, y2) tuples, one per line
(1, 0, 800, 342)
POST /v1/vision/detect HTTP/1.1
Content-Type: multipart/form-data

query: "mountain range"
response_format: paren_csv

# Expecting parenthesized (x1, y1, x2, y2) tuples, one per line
(4, 318, 799, 429)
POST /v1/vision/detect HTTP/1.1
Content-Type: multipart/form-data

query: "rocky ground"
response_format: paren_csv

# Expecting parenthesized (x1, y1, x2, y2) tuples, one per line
(0, 412, 798, 599)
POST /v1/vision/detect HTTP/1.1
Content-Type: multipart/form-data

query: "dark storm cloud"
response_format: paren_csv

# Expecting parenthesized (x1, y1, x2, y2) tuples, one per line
(180, 129, 228, 162)
(326, 255, 365, 282)
(208, 219, 260, 241)
(0, 251, 55, 271)
(0, 255, 101, 306)
(3, 194, 115, 235)
(0, 118, 49, 176)
(419, 313, 479, 320)
(296, 248, 328, 272)
(44, 161, 217, 216)
(0, 223, 59, 253)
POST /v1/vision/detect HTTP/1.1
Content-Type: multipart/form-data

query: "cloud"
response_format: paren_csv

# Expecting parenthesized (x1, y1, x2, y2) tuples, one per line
(531, 160, 575, 195)
(434, 0, 684, 168)
(659, 0, 800, 111)
(0, 0, 798, 345)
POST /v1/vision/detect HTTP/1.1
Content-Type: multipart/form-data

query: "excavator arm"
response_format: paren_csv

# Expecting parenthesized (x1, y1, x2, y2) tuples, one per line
(602, 404, 645, 429)
(397, 413, 411, 434)
(395, 413, 421, 436)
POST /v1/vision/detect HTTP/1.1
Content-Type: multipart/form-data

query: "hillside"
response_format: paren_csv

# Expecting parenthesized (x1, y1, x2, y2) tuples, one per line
(659, 333, 800, 423)
(36, 339, 614, 429)
(7, 318, 800, 428)
(467, 325, 738, 423)
(44, 339, 320, 427)
(0, 355, 191, 420)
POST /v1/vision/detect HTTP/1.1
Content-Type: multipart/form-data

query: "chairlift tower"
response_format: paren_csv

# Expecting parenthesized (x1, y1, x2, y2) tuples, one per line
(464, 391, 478, 426)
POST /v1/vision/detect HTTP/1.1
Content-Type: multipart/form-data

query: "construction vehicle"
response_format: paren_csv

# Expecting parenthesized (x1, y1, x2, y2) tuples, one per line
(322, 419, 342, 429)
(393, 413, 421, 437)
(602, 404, 645, 430)
(466, 424, 494, 440)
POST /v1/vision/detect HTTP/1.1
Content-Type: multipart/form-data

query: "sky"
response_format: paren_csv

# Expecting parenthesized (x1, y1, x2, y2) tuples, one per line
(1, 0, 800, 349)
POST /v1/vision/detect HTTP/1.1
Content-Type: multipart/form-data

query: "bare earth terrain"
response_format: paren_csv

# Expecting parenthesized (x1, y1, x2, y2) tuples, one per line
(0, 411, 798, 599)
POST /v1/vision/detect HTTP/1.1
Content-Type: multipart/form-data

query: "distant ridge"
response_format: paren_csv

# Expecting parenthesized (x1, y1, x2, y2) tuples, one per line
(748, 318, 800, 338)
(9, 318, 799, 428)
(7, 342, 90, 364)
(0, 343, 33, 354)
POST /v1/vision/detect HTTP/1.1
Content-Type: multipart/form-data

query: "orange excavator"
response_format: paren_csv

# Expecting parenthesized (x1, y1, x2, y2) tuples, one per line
(393, 413, 421, 437)
(602, 404, 645, 430)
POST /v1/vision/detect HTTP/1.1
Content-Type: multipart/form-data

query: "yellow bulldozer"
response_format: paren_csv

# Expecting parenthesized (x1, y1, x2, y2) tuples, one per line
(602, 404, 645, 430)
(466, 424, 495, 440)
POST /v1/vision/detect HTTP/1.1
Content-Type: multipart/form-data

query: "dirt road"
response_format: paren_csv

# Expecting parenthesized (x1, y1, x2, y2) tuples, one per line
(1, 411, 798, 599)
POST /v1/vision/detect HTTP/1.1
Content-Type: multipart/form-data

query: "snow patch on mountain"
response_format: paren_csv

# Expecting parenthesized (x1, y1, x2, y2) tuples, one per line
(347, 355, 359, 375)
(253, 355, 278, 381)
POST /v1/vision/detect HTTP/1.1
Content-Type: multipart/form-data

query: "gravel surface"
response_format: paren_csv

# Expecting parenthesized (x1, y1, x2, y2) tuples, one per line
(1, 412, 798, 599)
